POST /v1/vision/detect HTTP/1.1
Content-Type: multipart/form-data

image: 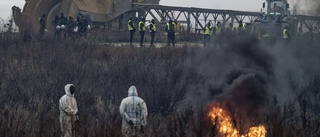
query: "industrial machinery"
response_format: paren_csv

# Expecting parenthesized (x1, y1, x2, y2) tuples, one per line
(13, 0, 159, 30)
(254, 0, 297, 40)
(12, 0, 319, 39)
(262, 0, 290, 19)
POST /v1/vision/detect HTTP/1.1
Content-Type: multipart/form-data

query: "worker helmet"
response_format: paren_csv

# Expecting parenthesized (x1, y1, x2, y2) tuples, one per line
(56, 25, 61, 30)
(73, 27, 78, 32)
(61, 25, 66, 29)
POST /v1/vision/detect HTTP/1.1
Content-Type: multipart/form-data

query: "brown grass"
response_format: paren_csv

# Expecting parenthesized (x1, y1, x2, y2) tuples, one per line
(0, 32, 319, 137)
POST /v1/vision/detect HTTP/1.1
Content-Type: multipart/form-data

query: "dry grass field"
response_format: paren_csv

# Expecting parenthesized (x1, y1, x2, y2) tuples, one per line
(0, 32, 319, 137)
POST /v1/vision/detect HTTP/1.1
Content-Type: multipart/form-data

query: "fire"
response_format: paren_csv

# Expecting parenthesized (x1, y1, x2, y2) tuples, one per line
(247, 126, 267, 137)
(208, 105, 266, 137)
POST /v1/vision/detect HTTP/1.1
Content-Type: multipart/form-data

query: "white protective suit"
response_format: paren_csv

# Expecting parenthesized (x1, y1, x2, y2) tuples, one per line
(59, 84, 78, 137)
(120, 85, 148, 137)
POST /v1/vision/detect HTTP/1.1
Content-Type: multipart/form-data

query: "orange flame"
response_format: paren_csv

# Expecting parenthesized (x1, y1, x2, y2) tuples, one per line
(208, 105, 266, 137)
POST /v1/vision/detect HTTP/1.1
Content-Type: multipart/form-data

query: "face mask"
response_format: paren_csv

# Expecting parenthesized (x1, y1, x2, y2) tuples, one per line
(70, 86, 75, 95)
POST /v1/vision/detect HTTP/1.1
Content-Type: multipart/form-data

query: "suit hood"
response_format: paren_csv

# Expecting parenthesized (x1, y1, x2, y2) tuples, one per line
(65, 84, 74, 96)
(128, 85, 138, 97)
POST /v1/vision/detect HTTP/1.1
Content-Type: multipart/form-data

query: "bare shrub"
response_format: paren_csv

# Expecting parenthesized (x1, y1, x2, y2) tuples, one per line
(0, 34, 319, 137)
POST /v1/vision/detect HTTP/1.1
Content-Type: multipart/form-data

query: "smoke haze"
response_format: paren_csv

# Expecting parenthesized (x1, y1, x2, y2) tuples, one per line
(289, 0, 320, 16)
(180, 36, 311, 119)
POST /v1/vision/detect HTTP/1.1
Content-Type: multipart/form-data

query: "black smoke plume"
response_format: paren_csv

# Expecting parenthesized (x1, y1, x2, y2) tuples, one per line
(179, 35, 308, 120)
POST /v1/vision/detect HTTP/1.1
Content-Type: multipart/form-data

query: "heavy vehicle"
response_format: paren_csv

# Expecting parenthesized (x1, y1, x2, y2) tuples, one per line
(11, 0, 319, 40)
(13, 0, 160, 30)
(255, 0, 297, 40)
(262, 0, 290, 19)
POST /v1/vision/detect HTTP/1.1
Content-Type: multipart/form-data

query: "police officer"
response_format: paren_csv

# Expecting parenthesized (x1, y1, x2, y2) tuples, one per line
(250, 22, 261, 39)
(203, 22, 213, 47)
(165, 20, 176, 47)
(53, 15, 60, 39)
(214, 22, 222, 36)
(67, 16, 75, 39)
(283, 25, 290, 39)
(227, 23, 237, 35)
(139, 18, 146, 47)
(213, 22, 223, 46)
(128, 17, 136, 47)
(75, 16, 81, 39)
(80, 16, 88, 39)
(59, 13, 68, 39)
(38, 14, 46, 39)
(149, 19, 156, 47)
(283, 25, 291, 44)
(238, 20, 246, 34)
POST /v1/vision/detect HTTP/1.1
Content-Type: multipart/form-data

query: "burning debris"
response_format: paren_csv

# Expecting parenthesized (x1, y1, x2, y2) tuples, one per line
(178, 35, 313, 136)
(206, 64, 270, 136)
(208, 103, 266, 137)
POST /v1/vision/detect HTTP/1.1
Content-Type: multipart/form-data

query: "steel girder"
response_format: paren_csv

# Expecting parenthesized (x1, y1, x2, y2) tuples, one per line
(133, 4, 320, 33)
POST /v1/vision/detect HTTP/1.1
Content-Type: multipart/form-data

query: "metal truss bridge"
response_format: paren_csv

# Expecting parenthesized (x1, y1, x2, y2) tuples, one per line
(126, 4, 320, 34)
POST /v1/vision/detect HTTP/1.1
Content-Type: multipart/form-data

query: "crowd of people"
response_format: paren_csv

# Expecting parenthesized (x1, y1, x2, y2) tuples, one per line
(127, 17, 294, 48)
(38, 14, 294, 46)
(39, 16, 313, 137)
(202, 20, 292, 46)
(128, 17, 177, 47)
(38, 13, 89, 40)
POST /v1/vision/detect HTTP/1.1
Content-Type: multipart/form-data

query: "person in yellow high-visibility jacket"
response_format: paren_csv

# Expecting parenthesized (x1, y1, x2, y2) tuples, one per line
(213, 22, 223, 46)
(214, 22, 222, 36)
(227, 23, 237, 35)
(250, 23, 261, 39)
(128, 17, 136, 47)
(283, 26, 290, 39)
(165, 20, 176, 47)
(138, 18, 146, 47)
(238, 20, 246, 34)
(283, 25, 291, 45)
(203, 22, 213, 47)
(149, 19, 156, 47)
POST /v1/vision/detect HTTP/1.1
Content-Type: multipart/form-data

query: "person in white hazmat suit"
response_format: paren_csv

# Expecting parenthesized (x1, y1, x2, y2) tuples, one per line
(120, 85, 148, 137)
(59, 84, 79, 137)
